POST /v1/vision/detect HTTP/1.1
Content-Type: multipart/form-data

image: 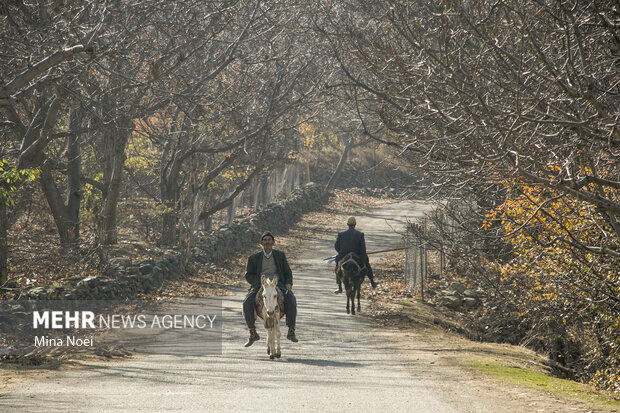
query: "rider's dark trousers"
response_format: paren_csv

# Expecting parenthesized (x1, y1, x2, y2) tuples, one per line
(243, 288, 297, 328)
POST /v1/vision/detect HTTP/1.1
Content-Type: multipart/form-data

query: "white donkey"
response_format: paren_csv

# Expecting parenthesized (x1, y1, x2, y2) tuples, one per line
(256, 274, 283, 359)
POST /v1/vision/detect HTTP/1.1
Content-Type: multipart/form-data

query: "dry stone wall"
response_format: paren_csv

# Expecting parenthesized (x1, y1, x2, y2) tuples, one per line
(192, 182, 327, 263)
(23, 182, 327, 300)
(25, 253, 184, 301)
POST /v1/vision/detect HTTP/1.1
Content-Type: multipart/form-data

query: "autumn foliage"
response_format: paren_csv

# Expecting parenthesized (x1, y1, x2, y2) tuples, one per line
(482, 177, 619, 391)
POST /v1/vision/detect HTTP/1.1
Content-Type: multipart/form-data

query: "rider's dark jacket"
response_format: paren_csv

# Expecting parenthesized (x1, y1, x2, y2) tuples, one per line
(245, 249, 292, 292)
(334, 227, 368, 265)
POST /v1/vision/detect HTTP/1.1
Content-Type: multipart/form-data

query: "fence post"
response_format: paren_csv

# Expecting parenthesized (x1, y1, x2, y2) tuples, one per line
(404, 227, 410, 286)
(419, 221, 425, 302)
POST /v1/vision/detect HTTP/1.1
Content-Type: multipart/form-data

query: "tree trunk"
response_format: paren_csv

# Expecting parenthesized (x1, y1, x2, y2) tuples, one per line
(15, 94, 79, 246)
(99, 163, 123, 245)
(159, 160, 182, 245)
(325, 139, 352, 192)
(227, 197, 235, 225)
(39, 163, 73, 245)
(100, 120, 131, 245)
(66, 112, 81, 241)
(0, 200, 8, 285)
(36, 109, 83, 246)
(188, 189, 203, 250)
(253, 179, 263, 209)
(160, 209, 177, 245)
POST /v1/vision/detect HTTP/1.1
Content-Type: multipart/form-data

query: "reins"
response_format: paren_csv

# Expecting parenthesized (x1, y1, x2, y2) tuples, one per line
(339, 252, 366, 273)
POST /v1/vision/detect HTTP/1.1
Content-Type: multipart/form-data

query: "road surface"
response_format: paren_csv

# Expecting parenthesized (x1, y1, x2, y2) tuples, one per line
(1, 201, 588, 412)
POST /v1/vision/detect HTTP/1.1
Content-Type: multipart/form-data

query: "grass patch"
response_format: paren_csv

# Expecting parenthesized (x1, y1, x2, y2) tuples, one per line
(468, 358, 620, 411)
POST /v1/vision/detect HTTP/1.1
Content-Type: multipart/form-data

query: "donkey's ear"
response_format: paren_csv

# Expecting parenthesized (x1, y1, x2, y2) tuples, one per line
(261, 274, 266, 285)
(272, 275, 278, 286)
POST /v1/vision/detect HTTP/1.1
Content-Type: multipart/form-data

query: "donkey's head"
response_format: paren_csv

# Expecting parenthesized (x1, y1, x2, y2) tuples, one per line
(261, 274, 279, 317)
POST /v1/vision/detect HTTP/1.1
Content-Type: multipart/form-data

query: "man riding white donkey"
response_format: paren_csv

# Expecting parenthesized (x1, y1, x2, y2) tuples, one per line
(334, 216, 377, 293)
(243, 231, 298, 349)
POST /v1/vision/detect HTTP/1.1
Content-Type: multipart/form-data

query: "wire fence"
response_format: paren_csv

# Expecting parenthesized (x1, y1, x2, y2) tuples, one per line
(404, 220, 427, 298)
(404, 209, 453, 300)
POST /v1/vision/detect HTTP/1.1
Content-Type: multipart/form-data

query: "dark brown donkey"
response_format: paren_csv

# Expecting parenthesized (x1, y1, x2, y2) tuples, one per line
(336, 252, 367, 315)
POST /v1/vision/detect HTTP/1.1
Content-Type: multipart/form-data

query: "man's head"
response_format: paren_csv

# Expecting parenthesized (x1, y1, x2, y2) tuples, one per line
(347, 216, 356, 227)
(260, 231, 275, 252)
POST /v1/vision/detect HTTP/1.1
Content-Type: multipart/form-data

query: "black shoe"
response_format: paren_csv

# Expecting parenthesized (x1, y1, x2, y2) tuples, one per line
(287, 327, 298, 343)
(334, 285, 343, 294)
(244, 329, 260, 347)
(370, 279, 377, 288)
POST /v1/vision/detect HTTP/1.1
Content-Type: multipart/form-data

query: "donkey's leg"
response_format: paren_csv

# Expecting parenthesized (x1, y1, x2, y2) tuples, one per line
(344, 277, 352, 314)
(269, 324, 276, 359)
(357, 284, 362, 312)
(275, 311, 281, 358)
(346, 288, 351, 314)
(349, 289, 356, 315)
(259, 315, 270, 355)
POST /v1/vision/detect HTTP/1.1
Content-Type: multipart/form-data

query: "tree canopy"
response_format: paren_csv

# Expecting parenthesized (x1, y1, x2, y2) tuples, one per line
(1, 0, 618, 391)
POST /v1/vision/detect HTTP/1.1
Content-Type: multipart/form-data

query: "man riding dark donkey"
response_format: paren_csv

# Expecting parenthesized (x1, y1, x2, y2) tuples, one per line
(243, 231, 298, 347)
(334, 216, 377, 293)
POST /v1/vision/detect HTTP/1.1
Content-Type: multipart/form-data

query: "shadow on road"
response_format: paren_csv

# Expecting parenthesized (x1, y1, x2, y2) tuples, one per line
(283, 357, 363, 368)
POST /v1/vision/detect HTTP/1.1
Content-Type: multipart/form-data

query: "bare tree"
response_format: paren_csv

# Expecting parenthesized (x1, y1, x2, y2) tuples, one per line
(314, 0, 619, 385)
(0, 2, 104, 244)
(128, 0, 325, 245)
(316, 0, 619, 264)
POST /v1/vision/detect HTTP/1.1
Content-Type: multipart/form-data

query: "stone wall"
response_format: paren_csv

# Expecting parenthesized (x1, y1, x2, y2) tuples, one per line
(26, 252, 185, 301)
(192, 182, 328, 263)
(23, 182, 327, 300)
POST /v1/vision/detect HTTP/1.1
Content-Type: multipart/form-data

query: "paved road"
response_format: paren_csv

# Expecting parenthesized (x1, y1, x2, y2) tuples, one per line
(0, 201, 576, 412)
